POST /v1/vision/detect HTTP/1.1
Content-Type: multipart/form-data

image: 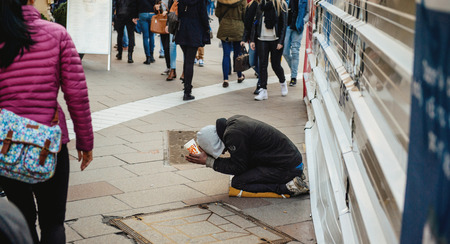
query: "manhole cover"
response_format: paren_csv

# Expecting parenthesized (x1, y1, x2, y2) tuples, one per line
(110, 202, 295, 244)
(167, 130, 197, 165)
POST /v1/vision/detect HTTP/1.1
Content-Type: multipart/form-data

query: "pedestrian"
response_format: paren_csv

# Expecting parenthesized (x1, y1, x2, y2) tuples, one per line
(114, 0, 137, 63)
(186, 115, 309, 196)
(0, 0, 94, 243)
(0, 200, 33, 244)
(175, 0, 211, 101)
(250, 0, 288, 100)
(216, 0, 246, 88)
(155, 0, 172, 76)
(134, 0, 157, 64)
(165, 0, 178, 81)
(241, 0, 261, 94)
(283, 0, 308, 86)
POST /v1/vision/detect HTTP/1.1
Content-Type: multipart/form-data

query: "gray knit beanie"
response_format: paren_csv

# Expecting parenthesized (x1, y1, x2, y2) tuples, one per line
(196, 125, 225, 159)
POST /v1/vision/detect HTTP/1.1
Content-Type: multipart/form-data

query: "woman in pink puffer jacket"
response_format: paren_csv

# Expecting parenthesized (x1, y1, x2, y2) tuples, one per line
(0, 0, 94, 242)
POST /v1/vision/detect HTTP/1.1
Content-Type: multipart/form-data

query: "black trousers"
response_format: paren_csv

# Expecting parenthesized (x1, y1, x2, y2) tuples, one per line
(116, 17, 135, 53)
(181, 45, 199, 95)
(257, 40, 285, 89)
(231, 164, 302, 195)
(0, 144, 70, 244)
(161, 34, 171, 69)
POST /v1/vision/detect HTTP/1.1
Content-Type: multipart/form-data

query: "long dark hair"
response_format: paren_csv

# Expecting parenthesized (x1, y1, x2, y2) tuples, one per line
(0, 0, 35, 68)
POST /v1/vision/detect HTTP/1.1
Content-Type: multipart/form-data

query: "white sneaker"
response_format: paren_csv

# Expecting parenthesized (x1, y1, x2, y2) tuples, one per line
(280, 82, 288, 96)
(194, 58, 198, 64)
(254, 89, 268, 101)
(286, 176, 309, 196)
(199, 59, 204, 67)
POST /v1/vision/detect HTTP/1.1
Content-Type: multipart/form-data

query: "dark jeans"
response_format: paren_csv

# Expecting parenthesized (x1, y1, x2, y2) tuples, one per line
(221, 40, 242, 80)
(116, 17, 135, 53)
(161, 34, 171, 69)
(257, 40, 285, 89)
(231, 165, 302, 195)
(181, 45, 199, 95)
(0, 144, 70, 244)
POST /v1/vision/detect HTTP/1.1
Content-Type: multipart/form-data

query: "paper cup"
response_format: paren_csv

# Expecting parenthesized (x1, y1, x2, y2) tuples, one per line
(184, 139, 201, 155)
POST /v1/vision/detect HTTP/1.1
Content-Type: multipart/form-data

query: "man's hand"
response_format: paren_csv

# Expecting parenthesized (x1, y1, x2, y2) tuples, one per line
(132, 18, 139, 25)
(185, 151, 208, 165)
(250, 42, 255, 50)
(78, 150, 93, 171)
(240, 41, 245, 47)
(276, 44, 283, 50)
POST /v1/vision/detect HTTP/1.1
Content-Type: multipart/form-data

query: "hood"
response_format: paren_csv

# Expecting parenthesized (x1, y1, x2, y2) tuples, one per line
(218, 0, 241, 6)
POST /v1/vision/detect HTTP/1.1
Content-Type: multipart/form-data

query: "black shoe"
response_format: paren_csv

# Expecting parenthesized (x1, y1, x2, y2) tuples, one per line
(116, 53, 122, 60)
(127, 53, 133, 63)
(143, 56, 151, 65)
(159, 55, 165, 59)
(289, 78, 297, 86)
(150, 55, 156, 63)
(0, 191, 5, 197)
(183, 94, 195, 101)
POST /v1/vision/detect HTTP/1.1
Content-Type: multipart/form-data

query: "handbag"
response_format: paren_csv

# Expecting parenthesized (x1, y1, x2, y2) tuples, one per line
(0, 109, 62, 184)
(150, 11, 168, 34)
(234, 46, 251, 73)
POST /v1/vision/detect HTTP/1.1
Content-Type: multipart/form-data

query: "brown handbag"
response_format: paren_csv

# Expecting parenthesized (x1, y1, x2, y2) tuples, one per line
(150, 11, 168, 34)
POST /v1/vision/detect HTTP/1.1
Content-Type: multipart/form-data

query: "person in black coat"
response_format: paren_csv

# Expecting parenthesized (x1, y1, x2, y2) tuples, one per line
(186, 115, 309, 196)
(114, 0, 137, 63)
(175, 0, 211, 101)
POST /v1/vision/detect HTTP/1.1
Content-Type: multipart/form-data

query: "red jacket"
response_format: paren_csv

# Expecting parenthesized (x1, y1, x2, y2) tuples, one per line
(0, 5, 93, 151)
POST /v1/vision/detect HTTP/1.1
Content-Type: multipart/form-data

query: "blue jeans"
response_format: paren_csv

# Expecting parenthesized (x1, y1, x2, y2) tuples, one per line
(138, 12, 155, 57)
(221, 40, 242, 80)
(248, 44, 259, 75)
(283, 28, 303, 79)
(170, 34, 177, 69)
(123, 26, 128, 47)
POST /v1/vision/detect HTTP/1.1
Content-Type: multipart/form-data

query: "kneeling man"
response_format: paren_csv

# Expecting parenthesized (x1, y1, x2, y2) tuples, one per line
(186, 115, 309, 196)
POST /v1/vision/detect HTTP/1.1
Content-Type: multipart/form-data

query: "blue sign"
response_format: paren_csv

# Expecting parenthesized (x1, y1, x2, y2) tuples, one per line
(401, 1, 450, 243)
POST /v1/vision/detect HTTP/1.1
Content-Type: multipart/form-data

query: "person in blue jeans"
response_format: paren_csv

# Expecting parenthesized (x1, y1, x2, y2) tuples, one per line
(216, 0, 246, 88)
(134, 0, 157, 65)
(283, 0, 308, 86)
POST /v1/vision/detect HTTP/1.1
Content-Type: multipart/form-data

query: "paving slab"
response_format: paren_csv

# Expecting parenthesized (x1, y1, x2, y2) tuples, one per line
(66, 196, 132, 220)
(68, 181, 123, 202)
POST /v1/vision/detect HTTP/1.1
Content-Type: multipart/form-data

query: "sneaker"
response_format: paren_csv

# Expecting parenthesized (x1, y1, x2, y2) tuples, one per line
(286, 176, 309, 196)
(289, 78, 297, 86)
(254, 89, 268, 101)
(198, 59, 204, 67)
(194, 58, 198, 64)
(159, 54, 165, 59)
(280, 82, 288, 96)
(161, 68, 170, 75)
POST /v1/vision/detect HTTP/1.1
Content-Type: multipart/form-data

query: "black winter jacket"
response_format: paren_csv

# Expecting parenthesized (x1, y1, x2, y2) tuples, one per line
(175, 0, 211, 47)
(242, 0, 258, 42)
(212, 115, 303, 175)
(250, 0, 287, 45)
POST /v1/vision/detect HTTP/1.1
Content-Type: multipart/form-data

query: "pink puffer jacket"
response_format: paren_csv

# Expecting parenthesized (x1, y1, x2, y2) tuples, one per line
(0, 5, 93, 152)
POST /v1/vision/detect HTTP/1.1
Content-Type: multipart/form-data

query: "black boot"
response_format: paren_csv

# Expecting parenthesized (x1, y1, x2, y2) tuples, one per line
(183, 93, 195, 101)
(116, 51, 122, 60)
(149, 52, 155, 63)
(127, 52, 133, 63)
(143, 56, 151, 65)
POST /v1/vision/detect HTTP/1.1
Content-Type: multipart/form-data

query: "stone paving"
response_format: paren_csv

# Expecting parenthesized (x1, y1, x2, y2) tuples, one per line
(110, 202, 296, 244)
(0, 16, 316, 243)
